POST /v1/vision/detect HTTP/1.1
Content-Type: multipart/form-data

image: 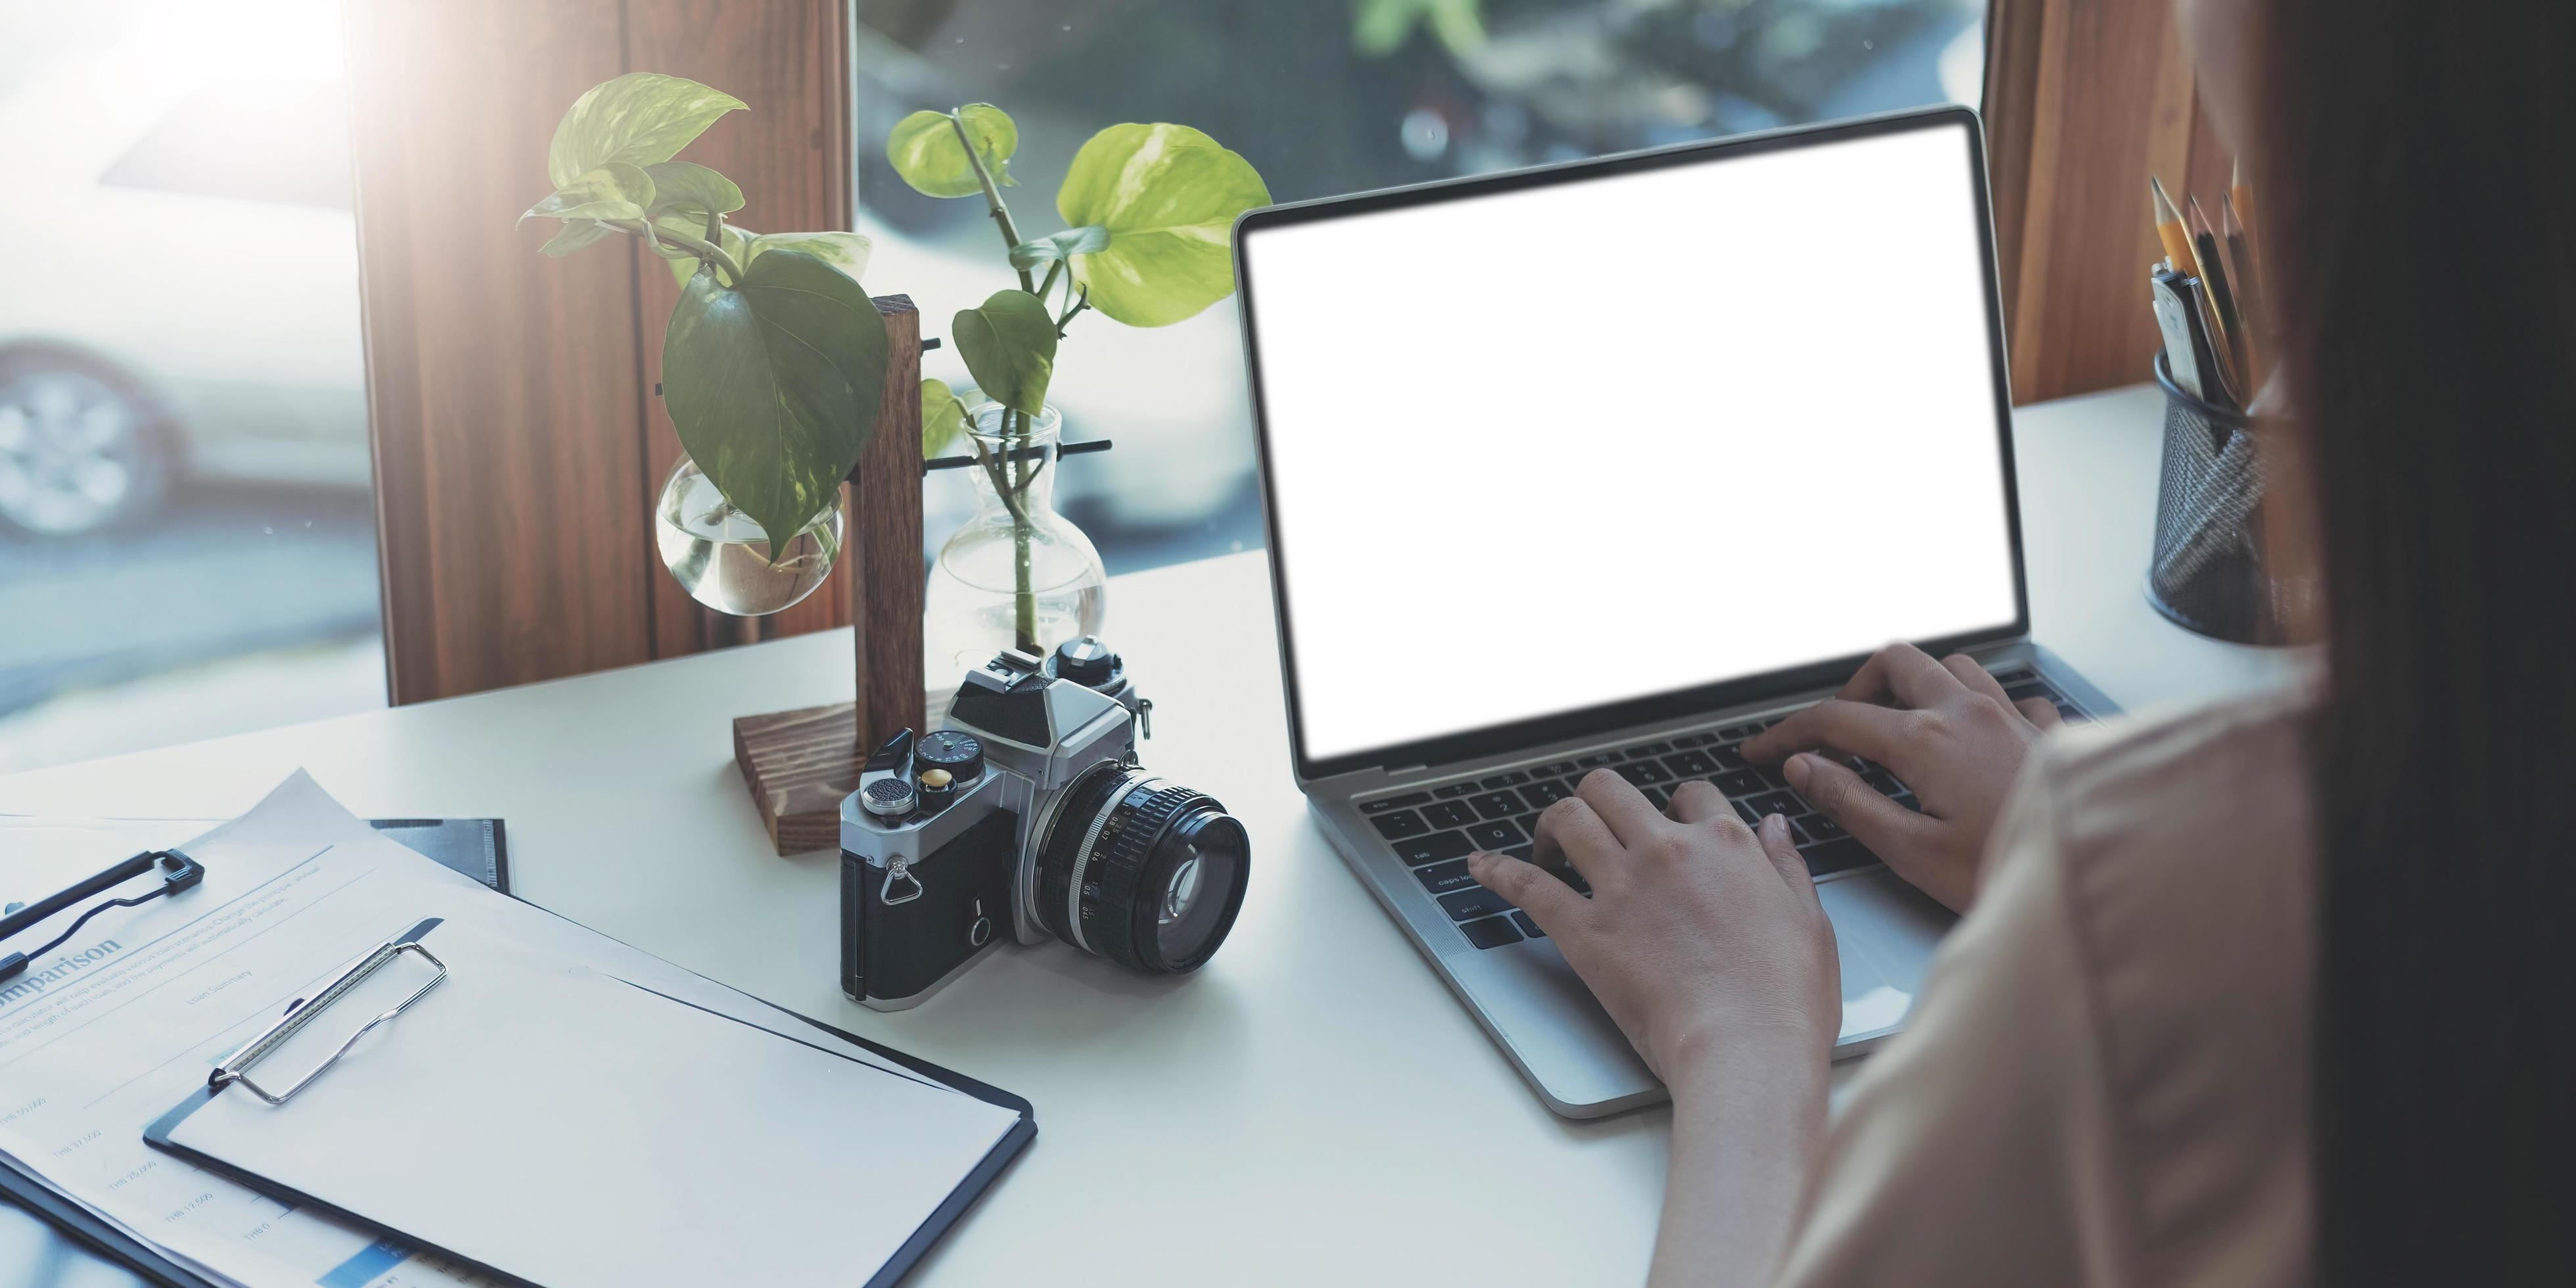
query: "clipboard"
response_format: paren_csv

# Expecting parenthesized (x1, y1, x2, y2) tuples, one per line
(139, 917, 1034, 1288)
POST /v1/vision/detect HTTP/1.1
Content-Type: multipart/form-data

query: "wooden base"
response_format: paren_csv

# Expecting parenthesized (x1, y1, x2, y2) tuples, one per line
(734, 683, 959, 855)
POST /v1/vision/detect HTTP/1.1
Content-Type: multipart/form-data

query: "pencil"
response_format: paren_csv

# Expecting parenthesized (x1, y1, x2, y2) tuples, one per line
(2189, 196, 2244, 373)
(2230, 156, 2257, 252)
(2150, 175, 2197, 272)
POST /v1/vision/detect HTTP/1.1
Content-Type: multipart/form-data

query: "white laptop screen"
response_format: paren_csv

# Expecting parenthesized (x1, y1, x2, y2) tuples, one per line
(1240, 112, 2022, 771)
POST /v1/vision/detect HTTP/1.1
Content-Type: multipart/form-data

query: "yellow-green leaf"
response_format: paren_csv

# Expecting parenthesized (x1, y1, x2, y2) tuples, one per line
(641, 160, 743, 218)
(540, 218, 616, 258)
(547, 73, 745, 189)
(922, 379, 969, 457)
(520, 161, 655, 224)
(1056, 124, 1271, 327)
(950, 289, 1057, 417)
(885, 104, 1018, 199)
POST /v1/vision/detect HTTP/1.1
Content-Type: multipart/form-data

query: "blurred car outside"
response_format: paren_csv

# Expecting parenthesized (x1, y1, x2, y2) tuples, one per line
(0, 18, 367, 540)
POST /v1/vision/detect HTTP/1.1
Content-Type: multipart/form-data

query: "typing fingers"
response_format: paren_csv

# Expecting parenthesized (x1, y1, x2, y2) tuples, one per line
(1743, 699, 1917, 768)
(1530, 795, 1621, 888)
(1573, 768, 1667, 849)
(1836, 641, 1967, 709)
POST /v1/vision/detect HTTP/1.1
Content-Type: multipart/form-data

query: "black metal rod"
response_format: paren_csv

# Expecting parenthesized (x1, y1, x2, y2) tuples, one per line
(922, 438, 1113, 474)
(0, 852, 160, 945)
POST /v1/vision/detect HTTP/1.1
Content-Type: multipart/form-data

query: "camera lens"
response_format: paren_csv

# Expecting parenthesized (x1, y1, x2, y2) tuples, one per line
(1034, 763, 1248, 974)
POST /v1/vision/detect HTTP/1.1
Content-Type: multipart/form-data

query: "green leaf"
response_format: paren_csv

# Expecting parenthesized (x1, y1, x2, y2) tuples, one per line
(662, 249, 890, 558)
(641, 160, 743, 218)
(547, 72, 746, 189)
(1055, 124, 1272, 327)
(540, 218, 616, 258)
(1007, 225, 1112, 270)
(921, 379, 969, 458)
(950, 289, 1057, 417)
(520, 161, 654, 224)
(885, 104, 1018, 199)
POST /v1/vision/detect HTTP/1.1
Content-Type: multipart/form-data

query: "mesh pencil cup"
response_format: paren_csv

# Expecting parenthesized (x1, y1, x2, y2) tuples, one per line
(2145, 353, 2314, 645)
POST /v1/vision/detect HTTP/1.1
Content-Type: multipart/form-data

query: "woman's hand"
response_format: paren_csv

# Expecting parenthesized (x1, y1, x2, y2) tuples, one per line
(1742, 642, 2060, 914)
(1470, 771, 1839, 1286)
(1466, 770, 1840, 1084)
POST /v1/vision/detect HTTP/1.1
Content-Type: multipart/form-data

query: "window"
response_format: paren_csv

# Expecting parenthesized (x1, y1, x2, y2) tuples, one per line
(0, 0, 379, 772)
(855, 0, 1986, 572)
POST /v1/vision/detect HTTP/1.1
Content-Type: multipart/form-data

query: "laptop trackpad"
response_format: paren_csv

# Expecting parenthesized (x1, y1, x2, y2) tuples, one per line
(1817, 869, 1953, 1042)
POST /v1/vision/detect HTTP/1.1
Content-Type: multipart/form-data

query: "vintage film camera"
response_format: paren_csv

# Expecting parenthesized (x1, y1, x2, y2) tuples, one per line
(839, 638, 1250, 1009)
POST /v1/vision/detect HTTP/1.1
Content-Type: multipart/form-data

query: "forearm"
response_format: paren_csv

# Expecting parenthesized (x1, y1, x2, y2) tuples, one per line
(1647, 1040, 1830, 1288)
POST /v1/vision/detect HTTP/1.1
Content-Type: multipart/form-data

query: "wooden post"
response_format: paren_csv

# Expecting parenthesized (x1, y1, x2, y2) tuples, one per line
(731, 296, 926, 854)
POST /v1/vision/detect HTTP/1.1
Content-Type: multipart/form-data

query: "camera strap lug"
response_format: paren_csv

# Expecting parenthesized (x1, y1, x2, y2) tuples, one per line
(880, 857, 925, 906)
(1134, 697, 1153, 742)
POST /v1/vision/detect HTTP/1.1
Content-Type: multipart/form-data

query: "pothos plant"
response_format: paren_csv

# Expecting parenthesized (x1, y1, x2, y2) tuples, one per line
(894, 104, 1269, 652)
(519, 73, 888, 562)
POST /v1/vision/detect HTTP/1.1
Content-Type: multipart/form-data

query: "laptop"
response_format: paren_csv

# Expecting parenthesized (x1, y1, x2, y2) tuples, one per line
(1230, 105, 2121, 1117)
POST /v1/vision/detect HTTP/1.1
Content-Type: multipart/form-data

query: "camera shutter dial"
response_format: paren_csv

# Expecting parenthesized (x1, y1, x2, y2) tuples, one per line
(916, 730, 986, 782)
(1047, 636, 1118, 688)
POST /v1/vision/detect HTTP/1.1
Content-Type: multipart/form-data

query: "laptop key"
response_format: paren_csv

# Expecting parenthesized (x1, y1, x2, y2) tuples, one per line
(1421, 800, 1476, 829)
(1519, 780, 1574, 810)
(1573, 752, 1620, 769)
(1720, 723, 1762, 740)
(1891, 791, 1922, 812)
(1435, 783, 1479, 799)
(1622, 741, 1670, 758)
(2003, 681, 2061, 704)
(1712, 742, 1749, 770)
(1481, 770, 1530, 789)
(1391, 830, 1473, 867)
(1534, 760, 1579, 778)
(1662, 750, 1717, 777)
(1414, 859, 1479, 895)
(1799, 812, 1847, 841)
(1800, 838, 1877, 876)
(1440, 886, 1515, 923)
(1511, 911, 1546, 938)
(1371, 810, 1429, 840)
(1615, 760, 1672, 787)
(1734, 799, 1760, 826)
(1469, 791, 1523, 820)
(1861, 770, 1904, 796)
(2056, 703, 2087, 724)
(1460, 915, 1523, 949)
(1362, 792, 1430, 814)
(1465, 820, 1524, 850)
(1670, 732, 1714, 747)
(1747, 790, 1807, 819)
(1513, 814, 1543, 840)
(1714, 769, 1766, 796)
(1640, 785, 1670, 810)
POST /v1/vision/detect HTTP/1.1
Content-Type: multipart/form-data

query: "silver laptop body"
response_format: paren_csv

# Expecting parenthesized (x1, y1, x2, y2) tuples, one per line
(1231, 106, 2120, 1117)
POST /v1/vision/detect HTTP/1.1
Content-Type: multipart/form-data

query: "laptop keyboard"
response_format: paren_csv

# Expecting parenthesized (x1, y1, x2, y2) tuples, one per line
(1358, 670, 2088, 950)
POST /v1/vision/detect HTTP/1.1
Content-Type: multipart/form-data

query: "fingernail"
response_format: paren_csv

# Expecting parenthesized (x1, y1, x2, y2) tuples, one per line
(1784, 754, 1814, 789)
(1467, 850, 1491, 869)
(1762, 812, 1787, 840)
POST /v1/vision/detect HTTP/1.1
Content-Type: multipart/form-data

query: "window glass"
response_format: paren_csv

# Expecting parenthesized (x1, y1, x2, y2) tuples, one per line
(0, 0, 379, 773)
(856, 0, 1987, 572)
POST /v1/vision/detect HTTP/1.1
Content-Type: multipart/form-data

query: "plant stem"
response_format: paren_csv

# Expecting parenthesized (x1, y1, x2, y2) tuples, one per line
(618, 218, 747, 287)
(1007, 407, 1037, 651)
(1034, 259, 1065, 308)
(947, 112, 1034, 294)
(1055, 283, 1091, 337)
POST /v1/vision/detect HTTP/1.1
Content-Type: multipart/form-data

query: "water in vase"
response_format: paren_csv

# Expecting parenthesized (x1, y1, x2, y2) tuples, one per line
(655, 459, 841, 616)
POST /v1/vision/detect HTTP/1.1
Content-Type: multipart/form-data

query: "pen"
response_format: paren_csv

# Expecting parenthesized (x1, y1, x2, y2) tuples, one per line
(2189, 196, 2245, 372)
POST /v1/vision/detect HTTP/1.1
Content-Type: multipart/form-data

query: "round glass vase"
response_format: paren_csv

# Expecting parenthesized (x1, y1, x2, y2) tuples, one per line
(653, 453, 842, 615)
(924, 402, 1108, 676)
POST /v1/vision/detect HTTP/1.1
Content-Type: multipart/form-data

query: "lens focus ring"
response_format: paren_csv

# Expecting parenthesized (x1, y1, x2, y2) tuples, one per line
(1035, 764, 1246, 975)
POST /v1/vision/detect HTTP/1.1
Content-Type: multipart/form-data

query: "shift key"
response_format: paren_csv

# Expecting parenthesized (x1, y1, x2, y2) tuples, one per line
(1438, 885, 1514, 922)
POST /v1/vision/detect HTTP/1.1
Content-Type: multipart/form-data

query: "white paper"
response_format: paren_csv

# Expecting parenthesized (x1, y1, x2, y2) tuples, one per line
(0, 773, 1015, 1287)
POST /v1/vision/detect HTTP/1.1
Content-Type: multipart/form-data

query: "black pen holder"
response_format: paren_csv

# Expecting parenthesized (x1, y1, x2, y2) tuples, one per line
(2146, 354, 2312, 645)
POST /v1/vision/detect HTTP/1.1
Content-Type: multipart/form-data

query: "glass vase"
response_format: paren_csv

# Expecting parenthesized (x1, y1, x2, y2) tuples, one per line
(653, 454, 842, 615)
(924, 402, 1108, 676)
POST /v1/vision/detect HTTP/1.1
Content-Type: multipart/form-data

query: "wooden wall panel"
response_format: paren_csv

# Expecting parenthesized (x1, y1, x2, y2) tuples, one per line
(1984, 0, 2228, 405)
(347, 0, 865, 704)
(346, 1, 654, 704)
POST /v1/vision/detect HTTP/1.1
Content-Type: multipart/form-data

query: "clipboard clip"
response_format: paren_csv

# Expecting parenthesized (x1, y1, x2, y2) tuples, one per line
(212, 923, 448, 1107)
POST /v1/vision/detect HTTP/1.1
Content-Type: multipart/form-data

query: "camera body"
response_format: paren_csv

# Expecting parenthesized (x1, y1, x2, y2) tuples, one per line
(840, 639, 1243, 1010)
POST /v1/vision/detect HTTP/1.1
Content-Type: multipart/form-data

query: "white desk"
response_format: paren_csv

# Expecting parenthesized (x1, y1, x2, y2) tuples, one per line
(0, 384, 2299, 1286)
